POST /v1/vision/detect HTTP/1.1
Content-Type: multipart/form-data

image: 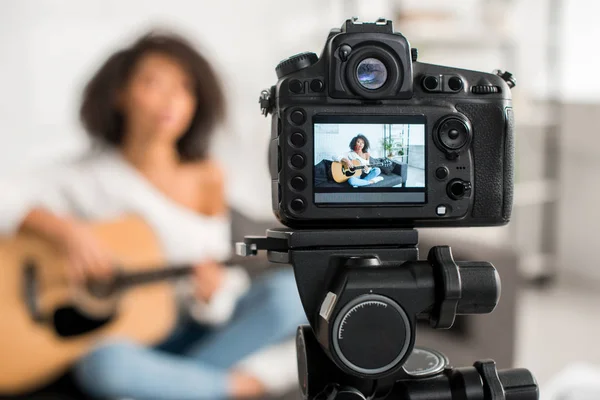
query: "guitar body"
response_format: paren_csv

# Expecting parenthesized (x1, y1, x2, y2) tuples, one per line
(0, 216, 177, 395)
(331, 159, 363, 183)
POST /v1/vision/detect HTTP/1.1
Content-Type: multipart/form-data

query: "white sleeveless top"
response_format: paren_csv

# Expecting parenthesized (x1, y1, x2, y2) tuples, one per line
(0, 148, 231, 264)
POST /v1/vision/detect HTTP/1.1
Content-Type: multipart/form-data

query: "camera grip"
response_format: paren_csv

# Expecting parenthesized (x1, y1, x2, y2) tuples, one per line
(456, 103, 514, 223)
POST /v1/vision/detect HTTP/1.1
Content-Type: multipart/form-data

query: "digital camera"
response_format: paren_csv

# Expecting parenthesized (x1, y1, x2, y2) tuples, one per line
(260, 18, 516, 228)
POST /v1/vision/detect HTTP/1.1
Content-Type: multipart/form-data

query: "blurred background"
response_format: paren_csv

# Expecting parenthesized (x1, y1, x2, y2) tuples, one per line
(0, 0, 598, 399)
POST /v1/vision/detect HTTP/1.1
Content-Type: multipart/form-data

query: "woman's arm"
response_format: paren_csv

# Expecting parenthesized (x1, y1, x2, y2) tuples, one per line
(184, 160, 252, 325)
(18, 207, 71, 245)
(335, 152, 355, 169)
(0, 163, 113, 279)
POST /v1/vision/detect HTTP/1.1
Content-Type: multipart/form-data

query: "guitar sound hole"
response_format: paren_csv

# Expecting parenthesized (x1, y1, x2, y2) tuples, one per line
(53, 306, 113, 337)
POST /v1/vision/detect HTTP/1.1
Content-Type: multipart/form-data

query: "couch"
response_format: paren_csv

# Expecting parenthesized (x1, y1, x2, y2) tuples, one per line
(314, 158, 408, 188)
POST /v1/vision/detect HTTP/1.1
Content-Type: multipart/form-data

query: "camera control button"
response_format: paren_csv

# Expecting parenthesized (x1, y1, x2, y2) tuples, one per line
(438, 118, 469, 149)
(289, 79, 303, 94)
(290, 110, 306, 125)
(447, 179, 472, 200)
(291, 154, 306, 169)
(338, 44, 352, 62)
(435, 167, 449, 180)
(434, 116, 472, 159)
(436, 205, 448, 216)
(448, 76, 463, 92)
(310, 79, 324, 92)
(290, 198, 306, 212)
(422, 75, 439, 91)
(290, 131, 306, 147)
(290, 175, 306, 191)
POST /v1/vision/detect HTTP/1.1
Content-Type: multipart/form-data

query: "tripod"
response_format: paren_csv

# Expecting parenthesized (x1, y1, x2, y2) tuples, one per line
(237, 228, 538, 400)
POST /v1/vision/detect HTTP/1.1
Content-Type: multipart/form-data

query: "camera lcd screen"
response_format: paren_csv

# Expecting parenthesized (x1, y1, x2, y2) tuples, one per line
(313, 115, 426, 205)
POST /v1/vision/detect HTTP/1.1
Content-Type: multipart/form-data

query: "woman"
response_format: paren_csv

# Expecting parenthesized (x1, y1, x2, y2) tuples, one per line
(0, 32, 304, 399)
(337, 134, 383, 187)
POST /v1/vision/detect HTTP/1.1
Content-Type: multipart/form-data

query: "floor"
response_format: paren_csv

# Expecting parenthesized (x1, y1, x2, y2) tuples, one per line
(515, 279, 600, 399)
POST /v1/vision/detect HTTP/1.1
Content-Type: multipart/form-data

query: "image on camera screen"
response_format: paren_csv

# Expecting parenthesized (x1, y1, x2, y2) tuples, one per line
(313, 115, 426, 204)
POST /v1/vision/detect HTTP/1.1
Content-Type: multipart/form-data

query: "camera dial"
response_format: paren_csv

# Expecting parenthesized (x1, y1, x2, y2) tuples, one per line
(434, 115, 473, 159)
(332, 294, 411, 376)
(402, 348, 448, 378)
(276, 52, 318, 78)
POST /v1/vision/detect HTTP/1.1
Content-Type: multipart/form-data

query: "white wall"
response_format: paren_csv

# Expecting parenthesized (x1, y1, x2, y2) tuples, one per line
(511, 0, 600, 102)
(560, 0, 600, 102)
(314, 124, 385, 164)
(0, 0, 344, 220)
(406, 125, 425, 146)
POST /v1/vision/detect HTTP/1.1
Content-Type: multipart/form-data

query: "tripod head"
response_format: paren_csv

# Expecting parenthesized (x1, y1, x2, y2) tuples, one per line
(237, 228, 538, 400)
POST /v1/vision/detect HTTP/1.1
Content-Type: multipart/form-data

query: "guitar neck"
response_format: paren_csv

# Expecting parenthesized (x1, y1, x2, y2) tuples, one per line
(352, 163, 383, 170)
(113, 259, 235, 291)
(116, 264, 195, 289)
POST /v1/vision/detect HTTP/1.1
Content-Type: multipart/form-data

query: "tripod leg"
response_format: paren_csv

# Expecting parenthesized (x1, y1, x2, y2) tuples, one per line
(296, 325, 378, 400)
(297, 325, 337, 399)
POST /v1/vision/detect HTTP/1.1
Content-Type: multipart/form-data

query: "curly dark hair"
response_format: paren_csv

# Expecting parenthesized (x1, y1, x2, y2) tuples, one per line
(349, 134, 370, 152)
(80, 31, 226, 161)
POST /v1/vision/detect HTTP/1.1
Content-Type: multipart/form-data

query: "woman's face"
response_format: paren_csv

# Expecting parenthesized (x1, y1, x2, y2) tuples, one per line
(119, 52, 197, 143)
(355, 138, 365, 151)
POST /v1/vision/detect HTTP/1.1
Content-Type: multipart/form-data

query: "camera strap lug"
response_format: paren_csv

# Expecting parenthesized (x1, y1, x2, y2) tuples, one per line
(259, 86, 275, 116)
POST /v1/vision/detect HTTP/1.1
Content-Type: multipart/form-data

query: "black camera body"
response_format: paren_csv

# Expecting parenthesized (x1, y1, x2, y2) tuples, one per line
(262, 18, 516, 229)
(244, 18, 538, 400)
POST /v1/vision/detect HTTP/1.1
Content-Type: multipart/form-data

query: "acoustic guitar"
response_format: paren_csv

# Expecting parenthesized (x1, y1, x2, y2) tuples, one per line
(331, 158, 392, 183)
(0, 216, 213, 395)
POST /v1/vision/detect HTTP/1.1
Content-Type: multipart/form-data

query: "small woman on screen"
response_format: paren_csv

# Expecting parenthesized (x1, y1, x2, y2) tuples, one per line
(337, 134, 383, 187)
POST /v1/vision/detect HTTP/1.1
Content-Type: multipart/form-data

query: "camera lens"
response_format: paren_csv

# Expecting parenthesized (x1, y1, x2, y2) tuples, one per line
(356, 58, 388, 90)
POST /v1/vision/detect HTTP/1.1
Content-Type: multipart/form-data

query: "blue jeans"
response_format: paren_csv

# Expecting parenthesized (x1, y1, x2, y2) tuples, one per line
(348, 167, 381, 187)
(73, 268, 306, 400)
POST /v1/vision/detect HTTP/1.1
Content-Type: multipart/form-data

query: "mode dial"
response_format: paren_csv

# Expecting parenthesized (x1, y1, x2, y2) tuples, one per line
(276, 52, 318, 79)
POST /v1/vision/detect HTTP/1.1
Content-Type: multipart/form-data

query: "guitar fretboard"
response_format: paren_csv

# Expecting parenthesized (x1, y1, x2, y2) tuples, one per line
(109, 260, 235, 292)
(116, 264, 195, 289)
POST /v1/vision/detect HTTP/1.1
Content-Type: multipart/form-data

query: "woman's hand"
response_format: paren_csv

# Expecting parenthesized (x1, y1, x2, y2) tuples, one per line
(342, 158, 353, 170)
(57, 217, 115, 283)
(19, 209, 114, 283)
(193, 260, 226, 302)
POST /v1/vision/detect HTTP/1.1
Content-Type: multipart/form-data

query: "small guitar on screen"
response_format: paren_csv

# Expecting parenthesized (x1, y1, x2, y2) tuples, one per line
(331, 158, 393, 183)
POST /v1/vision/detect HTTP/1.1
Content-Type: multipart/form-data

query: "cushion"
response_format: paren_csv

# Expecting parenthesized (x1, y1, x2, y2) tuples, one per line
(314, 159, 333, 186)
(372, 157, 394, 175)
